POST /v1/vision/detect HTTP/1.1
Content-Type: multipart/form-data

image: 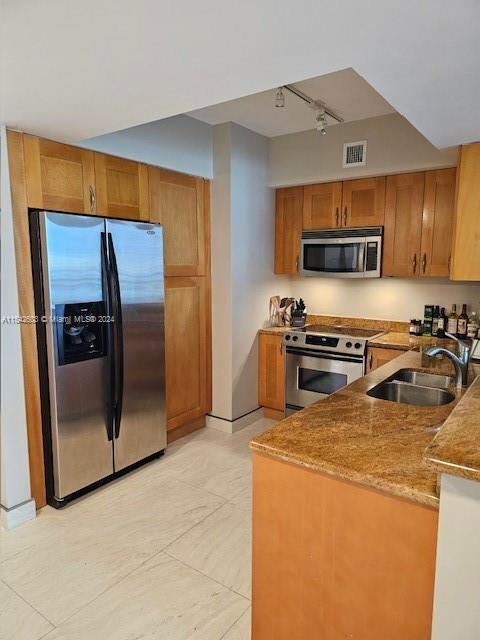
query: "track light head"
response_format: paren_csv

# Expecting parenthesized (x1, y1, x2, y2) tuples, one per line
(315, 109, 328, 135)
(275, 87, 285, 108)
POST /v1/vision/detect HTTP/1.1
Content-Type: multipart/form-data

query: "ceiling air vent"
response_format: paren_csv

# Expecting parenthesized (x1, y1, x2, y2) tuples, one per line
(343, 140, 367, 168)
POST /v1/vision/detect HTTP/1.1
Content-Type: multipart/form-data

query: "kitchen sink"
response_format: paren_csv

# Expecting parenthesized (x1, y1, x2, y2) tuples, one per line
(367, 381, 455, 406)
(391, 369, 454, 390)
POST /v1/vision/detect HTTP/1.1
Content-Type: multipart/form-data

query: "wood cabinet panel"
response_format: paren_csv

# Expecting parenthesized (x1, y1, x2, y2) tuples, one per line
(367, 346, 403, 372)
(451, 143, 480, 281)
(23, 135, 95, 214)
(252, 452, 437, 640)
(421, 168, 456, 277)
(149, 167, 206, 276)
(274, 187, 303, 274)
(342, 177, 386, 227)
(164, 276, 210, 430)
(383, 173, 425, 277)
(258, 334, 285, 411)
(303, 181, 342, 229)
(94, 153, 148, 220)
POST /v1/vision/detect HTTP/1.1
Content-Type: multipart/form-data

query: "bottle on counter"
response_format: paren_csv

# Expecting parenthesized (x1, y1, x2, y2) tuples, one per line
(409, 319, 416, 335)
(467, 311, 479, 339)
(437, 307, 447, 338)
(447, 304, 458, 335)
(457, 304, 468, 338)
(431, 305, 440, 337)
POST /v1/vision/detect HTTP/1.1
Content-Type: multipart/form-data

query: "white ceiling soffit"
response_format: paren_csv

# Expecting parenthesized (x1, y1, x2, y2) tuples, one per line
(187, 69, 395, 137)
(1, 0, 479, 148)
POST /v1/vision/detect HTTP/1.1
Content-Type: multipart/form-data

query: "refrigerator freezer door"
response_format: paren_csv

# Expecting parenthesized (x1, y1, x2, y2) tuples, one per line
(40, 212, 113, 499)
(107, 219, 166, 470)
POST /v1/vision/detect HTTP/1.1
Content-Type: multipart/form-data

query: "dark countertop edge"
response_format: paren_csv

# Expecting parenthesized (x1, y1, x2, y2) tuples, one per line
(251, 442, 439, 509)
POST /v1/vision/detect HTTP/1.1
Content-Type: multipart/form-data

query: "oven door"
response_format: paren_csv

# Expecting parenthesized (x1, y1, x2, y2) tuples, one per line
(286, 348, 364, 411)
(301, 236, 368, 278)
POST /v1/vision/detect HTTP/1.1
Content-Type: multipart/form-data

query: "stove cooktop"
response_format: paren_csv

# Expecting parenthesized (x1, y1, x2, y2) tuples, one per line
(295, 324, 384, 339)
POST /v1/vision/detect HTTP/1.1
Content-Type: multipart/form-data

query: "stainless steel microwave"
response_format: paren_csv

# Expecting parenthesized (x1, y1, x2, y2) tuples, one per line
(301, 227, 383, 278)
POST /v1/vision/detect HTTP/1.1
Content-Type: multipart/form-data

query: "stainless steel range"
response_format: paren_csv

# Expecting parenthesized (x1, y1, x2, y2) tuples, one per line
(283, 324, 384, 414)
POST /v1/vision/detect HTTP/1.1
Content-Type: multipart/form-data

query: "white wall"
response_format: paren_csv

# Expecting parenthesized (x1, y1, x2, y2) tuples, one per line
(432, 475, 480, 640)
(79, 115, 213, 178)
(210, 123, 290, 423)
(0, 125, 36, 528)
(291, 277, 480, 322)
(269, 113, 458, 187)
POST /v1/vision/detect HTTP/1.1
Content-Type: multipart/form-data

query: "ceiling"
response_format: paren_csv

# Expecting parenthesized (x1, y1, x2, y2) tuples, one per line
(1, 0, 479, 148)
(188, 69, 395, 137)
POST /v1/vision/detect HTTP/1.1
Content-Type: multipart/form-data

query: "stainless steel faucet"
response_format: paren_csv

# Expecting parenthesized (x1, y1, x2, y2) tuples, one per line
(425, 332, 471, 388)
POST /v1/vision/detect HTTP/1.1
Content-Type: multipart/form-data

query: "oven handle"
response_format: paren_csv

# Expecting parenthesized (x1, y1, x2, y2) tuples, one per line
(286, 347, 364, 363)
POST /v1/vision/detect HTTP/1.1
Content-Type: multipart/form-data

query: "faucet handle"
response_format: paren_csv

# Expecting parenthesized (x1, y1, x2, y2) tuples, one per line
(445, 332, 471, 361)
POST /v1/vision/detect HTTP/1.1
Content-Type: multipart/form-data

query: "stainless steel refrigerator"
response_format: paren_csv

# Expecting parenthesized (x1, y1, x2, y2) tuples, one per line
(30, 211, 166, 507)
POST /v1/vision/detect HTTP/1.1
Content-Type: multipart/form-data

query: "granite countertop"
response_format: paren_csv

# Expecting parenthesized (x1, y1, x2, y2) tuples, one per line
(424, 377, 480, 482)
(251, 350, 478, 508)
(368, 331, 457, 351)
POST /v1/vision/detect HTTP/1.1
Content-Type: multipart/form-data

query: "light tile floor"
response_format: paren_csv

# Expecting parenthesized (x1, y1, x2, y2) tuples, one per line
(0, 418, 273, 640)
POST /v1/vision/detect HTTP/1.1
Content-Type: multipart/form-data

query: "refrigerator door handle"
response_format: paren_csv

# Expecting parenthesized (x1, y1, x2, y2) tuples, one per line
(101, 232, 114, 441)
(107, 233, 124, 439)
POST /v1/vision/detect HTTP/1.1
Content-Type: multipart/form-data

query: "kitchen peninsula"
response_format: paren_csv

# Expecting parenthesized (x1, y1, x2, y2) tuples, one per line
(250, 348, 479, 640)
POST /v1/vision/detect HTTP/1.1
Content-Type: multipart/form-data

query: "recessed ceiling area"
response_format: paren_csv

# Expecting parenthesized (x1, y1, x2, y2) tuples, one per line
(188, 69, 395, 138)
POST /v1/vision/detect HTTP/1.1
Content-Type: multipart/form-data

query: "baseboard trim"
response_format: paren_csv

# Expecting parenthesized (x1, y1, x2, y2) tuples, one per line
(1, 499, 36, 530)
(167, 416, 205, 444)
(206, 407, 264, 434)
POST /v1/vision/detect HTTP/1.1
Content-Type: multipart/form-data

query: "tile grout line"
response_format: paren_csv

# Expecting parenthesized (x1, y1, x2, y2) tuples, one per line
(35, 500, 231, 630)
(218, 604, 251, 640)
(163, 548, 252, 603)
(0, 577, 57, 629)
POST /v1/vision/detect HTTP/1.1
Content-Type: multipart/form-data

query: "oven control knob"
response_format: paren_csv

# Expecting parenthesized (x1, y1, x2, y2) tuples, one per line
(285, 335, 291, 341)
(354, 342, 362, 349)
(292, 335, 299, 342)
(345, 341, 352, 348)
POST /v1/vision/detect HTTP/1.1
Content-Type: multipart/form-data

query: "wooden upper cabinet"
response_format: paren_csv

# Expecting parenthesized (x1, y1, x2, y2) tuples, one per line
(303, 182, 343, 229)
(94, 153, 148, 220)
(451, 143, 480, 281)
(383, 173, 425, 277)
(149, 167, 206, 276)
(420, 168, 456, 278)
(274, 186, 303, 274)
(164, 276, 210, 429)
(258, 333, 285, 411)
(342, 177, 386, 227)
(23, 135, 95, 213)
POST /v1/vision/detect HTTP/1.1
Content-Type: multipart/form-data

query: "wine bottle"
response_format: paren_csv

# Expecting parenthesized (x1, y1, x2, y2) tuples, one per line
(447, 304, 458, 335)
(437, 307, 446, 338)
(467, 311, 479, 339)
(457, 304, 468, 338)
(432, 305, 440, 337)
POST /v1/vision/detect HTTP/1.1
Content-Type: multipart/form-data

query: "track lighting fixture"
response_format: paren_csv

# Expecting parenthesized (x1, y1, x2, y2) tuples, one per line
(315, 110, 328, 135)
(275, 87, 285, 108)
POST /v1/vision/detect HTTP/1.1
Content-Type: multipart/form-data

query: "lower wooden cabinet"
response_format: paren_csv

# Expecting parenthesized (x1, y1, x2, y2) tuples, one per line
(367, 346, 403, 372)
(258, 333, 285, 412)
(164, 276, 211, 430)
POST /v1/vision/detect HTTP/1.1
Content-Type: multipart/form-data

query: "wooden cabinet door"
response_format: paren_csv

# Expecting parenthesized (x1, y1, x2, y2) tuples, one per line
(94, 153, 148, 220)
(383, 173, 425, 277)
(303, 182, 343, 229)
(341, 177, 386, 227)
(451, 143, 480, 281)
(164, 276, 211, 429)
(274, 187, 303, 274)
(23, 135, 95, 213)
(367, 347, 402, 372)
(420, 168, 456, 278)
(258, 334, 285, 411)
(149, 167, 206, 276)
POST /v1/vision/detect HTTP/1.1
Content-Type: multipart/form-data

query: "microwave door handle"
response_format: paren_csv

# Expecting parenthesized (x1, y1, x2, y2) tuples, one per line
(358, 243, 366, 273)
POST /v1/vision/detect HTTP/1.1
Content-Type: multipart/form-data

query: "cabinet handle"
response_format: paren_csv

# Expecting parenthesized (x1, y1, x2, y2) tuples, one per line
(280, 341, 284, 355)
(335, 207, 339, 227)
(295, 255, 299, 272)
(369, 352, 373, 370)
(89, 186, 96, 213)
(448, 255, 451, 272)
(343, 207, 347, 226)
(412, 254, 417, 274)
(422, 253, 427, 274)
